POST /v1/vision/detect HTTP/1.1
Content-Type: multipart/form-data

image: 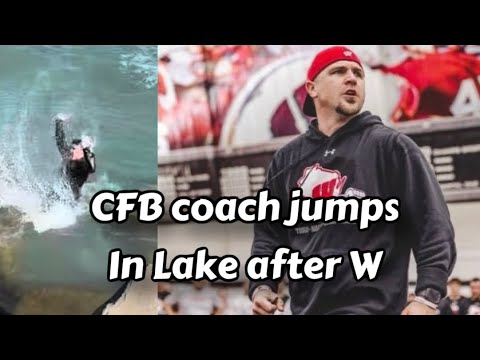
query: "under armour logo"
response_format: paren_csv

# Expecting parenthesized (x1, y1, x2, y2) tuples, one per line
(344, 51, 352, 57)
(324, 149, 336, 157)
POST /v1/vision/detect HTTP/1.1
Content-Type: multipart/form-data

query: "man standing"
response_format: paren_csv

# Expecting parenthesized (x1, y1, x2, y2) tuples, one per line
(438, 278, 469, 315)
(249, 46, 456, 315)
(466, 278, 480, 315)
(54, 113, 96, 200)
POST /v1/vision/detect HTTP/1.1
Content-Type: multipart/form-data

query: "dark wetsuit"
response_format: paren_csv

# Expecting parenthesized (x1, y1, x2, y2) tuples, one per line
(55, 120, 95, 200)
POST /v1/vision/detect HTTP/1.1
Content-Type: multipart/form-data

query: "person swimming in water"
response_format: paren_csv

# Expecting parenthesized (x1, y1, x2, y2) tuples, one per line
(53, 113, 96, 200)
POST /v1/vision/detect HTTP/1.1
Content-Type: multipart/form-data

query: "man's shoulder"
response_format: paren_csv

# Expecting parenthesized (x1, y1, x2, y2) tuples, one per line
(460, 296, 471, 304)
(366, 120, 401, 141)
(367, 122, 419, 151)
(273, 133, 309, 160)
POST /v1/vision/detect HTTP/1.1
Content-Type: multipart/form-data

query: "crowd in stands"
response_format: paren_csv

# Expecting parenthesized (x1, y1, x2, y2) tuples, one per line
(436, 277, 480, 315)
(157, 279, 290, 315)
(157, 277, 480, 315)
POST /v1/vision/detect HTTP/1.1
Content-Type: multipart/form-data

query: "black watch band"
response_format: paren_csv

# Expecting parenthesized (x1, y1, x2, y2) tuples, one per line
(416, 288, 442, 305)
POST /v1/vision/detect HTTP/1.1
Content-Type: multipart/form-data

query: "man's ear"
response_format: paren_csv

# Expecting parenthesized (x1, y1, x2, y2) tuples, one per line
(305, 80, 316, 98)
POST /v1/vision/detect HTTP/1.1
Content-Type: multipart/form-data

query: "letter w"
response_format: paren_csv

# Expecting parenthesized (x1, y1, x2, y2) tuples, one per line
(349, 250, 385, 281)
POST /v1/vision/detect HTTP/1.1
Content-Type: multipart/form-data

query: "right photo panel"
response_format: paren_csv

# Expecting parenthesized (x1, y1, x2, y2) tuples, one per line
(157, 45, 480, 315)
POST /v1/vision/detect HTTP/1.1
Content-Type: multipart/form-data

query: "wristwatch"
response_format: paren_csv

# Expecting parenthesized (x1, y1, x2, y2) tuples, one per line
(416, 288, 442, 305)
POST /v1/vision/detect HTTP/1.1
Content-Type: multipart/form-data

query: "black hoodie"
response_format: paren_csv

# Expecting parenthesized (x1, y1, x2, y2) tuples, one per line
(249, 111, 456, 315)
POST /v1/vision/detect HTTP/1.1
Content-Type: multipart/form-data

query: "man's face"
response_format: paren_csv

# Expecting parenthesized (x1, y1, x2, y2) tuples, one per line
(449, 282, 461, 297)
(71, 144, 84, 153)
(470, 281, 480, 299)
(307, 60, 365, 117)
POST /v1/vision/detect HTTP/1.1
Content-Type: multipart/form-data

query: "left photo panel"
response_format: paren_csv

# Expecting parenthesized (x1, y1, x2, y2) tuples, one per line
(0, 45, 158, 315)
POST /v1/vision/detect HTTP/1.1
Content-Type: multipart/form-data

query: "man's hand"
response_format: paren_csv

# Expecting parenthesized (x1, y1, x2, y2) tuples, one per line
(401, 300, 437, 315)
(251, 286, 284, 315)
(53, 113, 72, 122)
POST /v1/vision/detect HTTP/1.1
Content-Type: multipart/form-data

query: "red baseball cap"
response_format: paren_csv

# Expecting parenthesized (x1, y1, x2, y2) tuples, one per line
(303, 46, 363, 117)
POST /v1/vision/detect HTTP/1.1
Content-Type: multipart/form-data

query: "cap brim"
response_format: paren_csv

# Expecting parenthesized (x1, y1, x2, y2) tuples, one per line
(302, 95, 316, 117)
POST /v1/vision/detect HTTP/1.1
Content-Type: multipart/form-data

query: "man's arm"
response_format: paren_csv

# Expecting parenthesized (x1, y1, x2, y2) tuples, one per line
(84, 149, 96, 173)
(248, 152, 290, 314)
(394, 133, 456, 308)
(55, 119, 69, 158)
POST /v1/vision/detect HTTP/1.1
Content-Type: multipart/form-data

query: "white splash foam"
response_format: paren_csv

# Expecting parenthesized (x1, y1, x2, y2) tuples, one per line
(0, 112, 117, 235)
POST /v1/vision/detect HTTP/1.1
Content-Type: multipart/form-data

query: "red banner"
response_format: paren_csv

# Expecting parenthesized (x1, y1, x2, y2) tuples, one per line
(158, 45, 480, 206)
(158, 45, 480, 153)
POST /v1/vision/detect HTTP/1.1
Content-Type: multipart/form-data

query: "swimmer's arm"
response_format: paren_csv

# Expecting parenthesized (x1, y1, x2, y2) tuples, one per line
(85, 149, 96, 173)
(55, 119, 69, 158)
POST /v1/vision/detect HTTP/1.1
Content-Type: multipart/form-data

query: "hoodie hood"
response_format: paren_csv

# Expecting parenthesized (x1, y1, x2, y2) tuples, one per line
(305, 111, 384, 143)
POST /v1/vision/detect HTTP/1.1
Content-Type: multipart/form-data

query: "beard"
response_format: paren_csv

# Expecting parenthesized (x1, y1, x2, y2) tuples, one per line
(335, 97, 363, 117)
(336, 103, 362, 117)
